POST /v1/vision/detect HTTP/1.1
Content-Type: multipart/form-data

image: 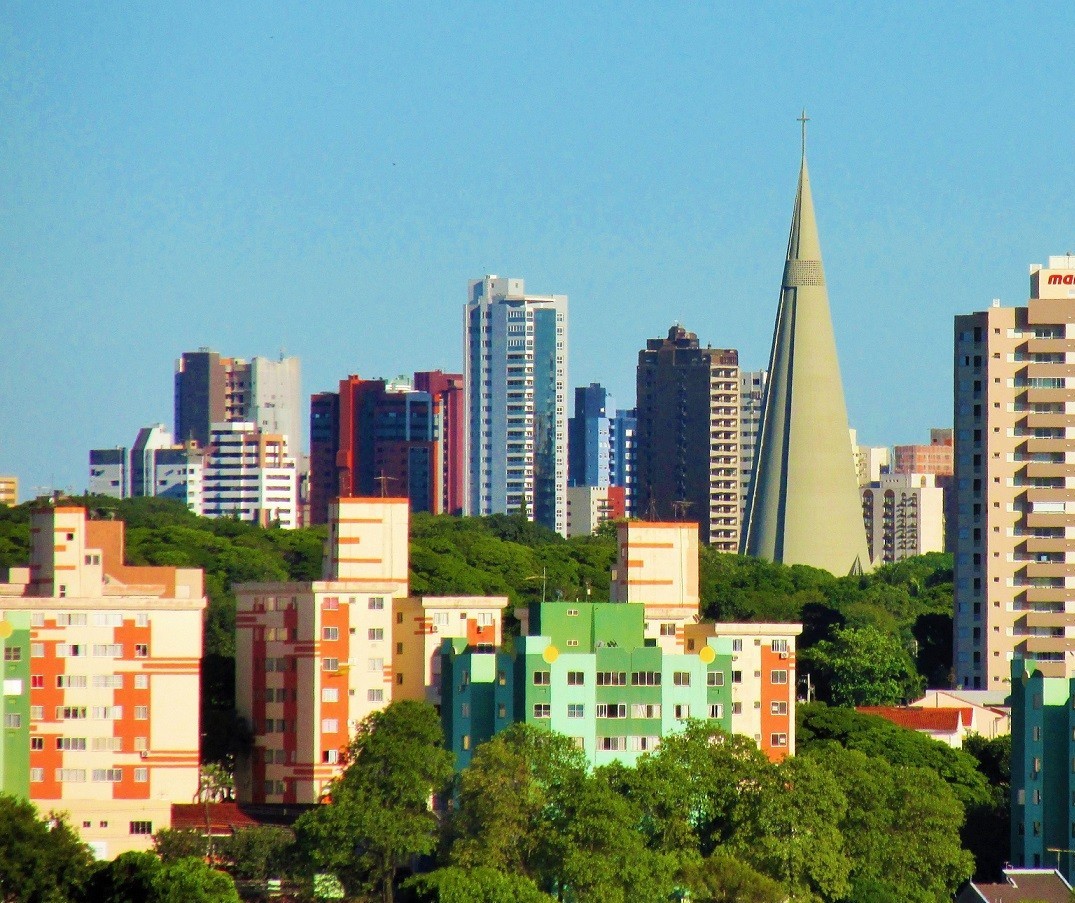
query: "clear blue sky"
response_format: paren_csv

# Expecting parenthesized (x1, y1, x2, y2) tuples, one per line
(3, 4, 1073, 496)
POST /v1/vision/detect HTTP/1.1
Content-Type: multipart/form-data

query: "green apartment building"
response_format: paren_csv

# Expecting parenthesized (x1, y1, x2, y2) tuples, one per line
(441, 601, 735, 769)
(1011, 659, 1075, 879)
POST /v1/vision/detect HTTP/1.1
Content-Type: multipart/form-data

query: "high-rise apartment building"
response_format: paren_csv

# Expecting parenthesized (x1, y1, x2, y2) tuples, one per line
(861, 473, 945, 565)
(954, 255, 1075, 689)
(0, 506, 204, 858)
(635, 326, 740, 549)
(739, 370, 767, 522)
(175, 350, 301, 451)
(203, 422, 297, 528)
(308, 373, 463, 524)
(849, 429, 891, 486)
(894, 429, 954, 476)
(0, 476, 18, 506)
(565, 485, 626, 537)
(742, 142, 869, 575)
(89, 427, 204, 512)
(610, 408, 637, 517)
(569, 384, 615, 488)
(414, 370, 465, 516)
(465, 276, 568, 535)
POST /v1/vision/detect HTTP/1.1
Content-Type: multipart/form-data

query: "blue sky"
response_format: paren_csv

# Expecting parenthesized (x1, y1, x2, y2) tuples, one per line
(2, 4, 1074, 495)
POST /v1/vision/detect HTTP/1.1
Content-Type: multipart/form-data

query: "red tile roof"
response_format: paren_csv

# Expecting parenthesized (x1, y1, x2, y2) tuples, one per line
(857, 706, 972, 733)
(960, 869, 1073, 903)
(170, 803, 306, 834)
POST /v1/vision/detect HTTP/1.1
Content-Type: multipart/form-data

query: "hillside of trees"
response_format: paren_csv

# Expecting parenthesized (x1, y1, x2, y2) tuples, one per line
(0, 495, 956, 759)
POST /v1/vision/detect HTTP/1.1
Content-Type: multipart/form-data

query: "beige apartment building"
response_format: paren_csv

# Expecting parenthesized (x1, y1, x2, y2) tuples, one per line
(234, 497, 506, 804)
(861, 472, 945, 565)
(0, 477, 17, 506)
(0, 506, 204, 858)
(954, 255, 1075, 689)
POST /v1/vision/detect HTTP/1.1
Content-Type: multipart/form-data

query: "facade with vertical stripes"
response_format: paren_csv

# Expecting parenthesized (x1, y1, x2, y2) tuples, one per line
(0, 506, 204, 858)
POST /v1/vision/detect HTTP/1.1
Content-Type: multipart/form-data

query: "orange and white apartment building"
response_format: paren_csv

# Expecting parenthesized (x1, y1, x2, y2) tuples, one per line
(0, 506, 204, 857)
(233, 497, 505, 804)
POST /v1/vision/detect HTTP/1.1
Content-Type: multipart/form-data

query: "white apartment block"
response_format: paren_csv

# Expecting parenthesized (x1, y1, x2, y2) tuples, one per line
(203, 422, 297, 528)
(465, 276, 568, 535)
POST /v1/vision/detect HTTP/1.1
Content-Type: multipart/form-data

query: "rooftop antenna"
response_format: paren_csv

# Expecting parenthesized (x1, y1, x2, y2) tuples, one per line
(798, 109, 809, 159)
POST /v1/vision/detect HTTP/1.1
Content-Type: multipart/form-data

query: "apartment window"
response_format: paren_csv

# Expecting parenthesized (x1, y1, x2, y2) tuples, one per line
(498, 703, 507, 718)
(3, 647, 21, 662)
(673, 671, 691, 687)
(57, 769, 86, 782)
(30, 737, 43, 751)
(432, 612, 449, 627)
(30, 644, 43, 658)
(770, 670, 788, 685)
(771, 639, 788, 653)
(566, 640, 579, 647)
(596, 703, 627, 719)
(533, 704, 551, 719)
(135, 706, 149, 720)
(134, 768, 148, 783)
(322, 627, 339, 641)
(597, 671, 627, 686)
(368, 689, 384, 703)
(369, 658, 383, 672)
(134, 737, 147, 752)
(368, 597, 385, 610)
(732, 639, 743, 652)
(567, 671, 585, 686)
(599, 736, 627, 751)
(134, 674, 148, 689)
(321, 719, 339, 733)
(321, 688, 339, 703)
(323, 597, 339, 611)
(673, 704, 690, 720)
(368, 628, 384, 641)
(566, 609, 579, 617)
(92, 769, 123, 783)
(770, 733, 789, 748)
(29, 706, 42, 720)
(322, 749, 339, 765)
(58, 707, 87, 720)
(396, 673, 404, 685)
(30, 675, 44, 690)
(129, 821, 153, 836)
(707, 671, 724, 687)
(631, 671, 661, 686)
(732, 702, 743, 715)
(708, 704, 724, 719)
(3, 713, 20, 729)
(660, 623, 676, 636)
(30, 768, 43, 782)
(771, 701, 788, 715)
(533, 671, 551, 686)
(731, 670, 742, 684)
(632, 703, 661, 719)
(322, 658, 339, 672)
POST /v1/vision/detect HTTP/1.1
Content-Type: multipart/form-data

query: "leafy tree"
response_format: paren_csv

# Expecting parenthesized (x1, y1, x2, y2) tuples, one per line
(603, 721, 771, 857)
(294, 700, 454, 903)
(403, 867, 553, 903)
(797, 704, 992, 810)
(677, 852, 786, 903)
(152, 858, 240, 903)
(0, 794, 93, 903)
(83, 851, 162, 903)
(154, 828, 210, 864)
(963, 734, 1012, 880)
(804, 743, 972, 901)
(731, 755, 851, 903)
(217, 826, 294, 883)
(802, 625, 923, 705)
(448, 724, 588, 885)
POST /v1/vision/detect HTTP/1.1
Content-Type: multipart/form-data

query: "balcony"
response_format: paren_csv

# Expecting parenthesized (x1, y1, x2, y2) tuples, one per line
(1025, 586, 1070, 604)
(1025, 462, 1075, 479)
(1025, 412, 1071, 430)
(1021, 611, 1075, 630)
(1024, 437, 1075, 454)
(1019, 636, 1071, 655)
(1024, 536, 1070, 555)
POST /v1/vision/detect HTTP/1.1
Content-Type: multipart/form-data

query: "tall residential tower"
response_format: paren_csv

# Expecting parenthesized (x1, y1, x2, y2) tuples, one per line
(465, 277, 568, 534)
(953, 255, 1075, 689)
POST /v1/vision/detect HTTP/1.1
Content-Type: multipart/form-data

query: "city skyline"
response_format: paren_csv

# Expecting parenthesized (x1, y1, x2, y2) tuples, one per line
(4, 6, 1075, 493)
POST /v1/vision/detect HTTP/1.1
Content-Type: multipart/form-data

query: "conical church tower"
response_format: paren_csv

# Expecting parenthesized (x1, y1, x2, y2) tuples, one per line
(741, 120, 870, 575)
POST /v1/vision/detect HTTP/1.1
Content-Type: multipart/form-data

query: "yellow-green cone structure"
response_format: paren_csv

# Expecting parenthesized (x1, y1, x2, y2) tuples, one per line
(741, 132, 870, 575)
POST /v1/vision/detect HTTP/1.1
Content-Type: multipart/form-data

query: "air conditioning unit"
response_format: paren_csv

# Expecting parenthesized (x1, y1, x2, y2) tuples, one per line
(779, 652, 789, 659)
(139, 751, 149, 759)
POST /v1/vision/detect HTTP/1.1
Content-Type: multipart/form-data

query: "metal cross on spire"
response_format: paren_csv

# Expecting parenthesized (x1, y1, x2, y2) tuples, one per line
(797, 109, 809, 159)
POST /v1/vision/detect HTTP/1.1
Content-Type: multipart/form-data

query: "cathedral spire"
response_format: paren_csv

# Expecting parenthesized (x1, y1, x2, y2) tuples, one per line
(741, 118, 870, 575)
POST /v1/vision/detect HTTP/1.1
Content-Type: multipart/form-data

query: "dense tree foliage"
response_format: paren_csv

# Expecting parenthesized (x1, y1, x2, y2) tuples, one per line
(293, 700, 454, 903)
(802, 625, 924, 705)
(0, 794, 94, 903)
